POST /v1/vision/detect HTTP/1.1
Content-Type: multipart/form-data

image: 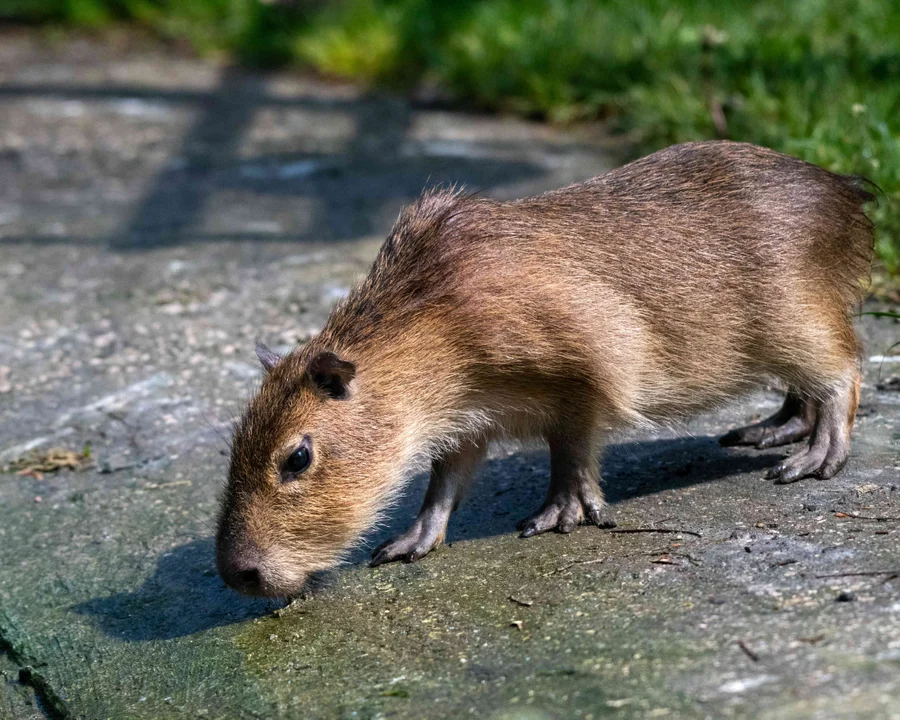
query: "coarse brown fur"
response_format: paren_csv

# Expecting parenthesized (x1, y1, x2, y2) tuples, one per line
(217, 141, 876, 597)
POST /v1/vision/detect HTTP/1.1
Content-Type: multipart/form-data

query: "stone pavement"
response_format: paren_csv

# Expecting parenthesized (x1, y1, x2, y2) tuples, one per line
(0, 32, 899, 720)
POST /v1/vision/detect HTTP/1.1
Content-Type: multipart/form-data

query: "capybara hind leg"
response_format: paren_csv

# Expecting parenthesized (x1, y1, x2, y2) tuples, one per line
(518, 435, 616, 538)
(765, 372, 858, 485)
(720, 389, 815, 449)
(371, 439, 485, 566)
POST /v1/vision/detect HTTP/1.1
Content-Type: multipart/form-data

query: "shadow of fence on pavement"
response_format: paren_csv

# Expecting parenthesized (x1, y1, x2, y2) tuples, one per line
(0, 68, 552, 249)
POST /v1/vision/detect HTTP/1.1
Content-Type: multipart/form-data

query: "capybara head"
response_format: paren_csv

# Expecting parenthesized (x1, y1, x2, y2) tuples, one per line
(216, 342, 399, 597)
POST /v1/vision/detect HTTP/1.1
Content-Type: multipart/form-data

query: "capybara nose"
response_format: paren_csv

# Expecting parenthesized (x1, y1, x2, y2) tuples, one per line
(234, 566, 261, 593)
(218, 546, 265, 595)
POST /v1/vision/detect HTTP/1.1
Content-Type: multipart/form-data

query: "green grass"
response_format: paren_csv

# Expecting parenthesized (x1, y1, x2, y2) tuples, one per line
(6, 0, 899, 270)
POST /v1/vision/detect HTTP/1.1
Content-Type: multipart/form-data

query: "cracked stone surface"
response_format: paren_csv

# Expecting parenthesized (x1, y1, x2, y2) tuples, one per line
(1, 31, 899, 720)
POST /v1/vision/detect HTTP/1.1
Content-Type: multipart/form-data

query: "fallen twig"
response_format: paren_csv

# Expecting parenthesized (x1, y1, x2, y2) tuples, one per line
(610, 528, 702, 538)
(144, 479, 192, 490)
(544, 557, 606, 576)
(648, 550, 702, 567)
(834, 512, 900, 522)
(813, 570, 900, 579)
(797, 635, 825, 645)
(673, 551, 702, 566)
(772, 559, 798, 567)
(737, 640, 759, 662)
(508, 595, 534, 607)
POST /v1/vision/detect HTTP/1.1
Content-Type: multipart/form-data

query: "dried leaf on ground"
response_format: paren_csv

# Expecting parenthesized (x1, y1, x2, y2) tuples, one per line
(3, 447, 90, 475)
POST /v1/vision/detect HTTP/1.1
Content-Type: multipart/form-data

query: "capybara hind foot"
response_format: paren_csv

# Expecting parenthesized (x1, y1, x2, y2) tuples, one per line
(765, 375, 855, 484)
(720, 390, 814, 449)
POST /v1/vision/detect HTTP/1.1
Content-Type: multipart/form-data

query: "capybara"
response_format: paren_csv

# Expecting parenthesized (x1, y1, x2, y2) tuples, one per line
(217, 141, 875, 597)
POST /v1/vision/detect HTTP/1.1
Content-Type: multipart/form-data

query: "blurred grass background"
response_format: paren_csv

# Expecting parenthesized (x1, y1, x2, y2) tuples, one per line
(4, 0, 899, 273)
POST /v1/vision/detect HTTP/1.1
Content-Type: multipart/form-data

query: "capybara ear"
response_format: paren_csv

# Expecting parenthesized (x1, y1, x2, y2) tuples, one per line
(255, 342, 281, 373)
(307, 351, 356, 400)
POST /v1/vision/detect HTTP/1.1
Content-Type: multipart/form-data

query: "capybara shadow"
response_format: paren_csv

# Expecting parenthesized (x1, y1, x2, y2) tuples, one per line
(76, 431, 782, 641)
(73, 538, 277, 641)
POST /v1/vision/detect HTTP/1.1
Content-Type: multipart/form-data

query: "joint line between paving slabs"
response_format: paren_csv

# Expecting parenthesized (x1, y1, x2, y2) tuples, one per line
(0, 607, 73, 720)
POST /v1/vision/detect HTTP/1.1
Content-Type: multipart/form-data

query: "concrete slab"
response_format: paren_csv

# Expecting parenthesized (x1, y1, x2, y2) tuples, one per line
(0, 31, 898, 720)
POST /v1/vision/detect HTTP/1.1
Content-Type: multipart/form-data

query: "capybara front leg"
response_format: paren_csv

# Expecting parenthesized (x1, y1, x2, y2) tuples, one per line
(518, 435, 616, 538)
(766, 372, 858, 484)
(371, 438, 485, 566)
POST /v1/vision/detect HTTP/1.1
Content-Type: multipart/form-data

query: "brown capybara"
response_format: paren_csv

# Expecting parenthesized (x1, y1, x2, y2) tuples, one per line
(217, 141, 875, 597)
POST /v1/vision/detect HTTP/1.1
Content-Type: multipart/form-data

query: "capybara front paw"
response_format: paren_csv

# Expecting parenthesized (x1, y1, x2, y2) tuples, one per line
(765, 444, 847, 484)
(517, 487, 615, 538)
(370, 525, 444, 566)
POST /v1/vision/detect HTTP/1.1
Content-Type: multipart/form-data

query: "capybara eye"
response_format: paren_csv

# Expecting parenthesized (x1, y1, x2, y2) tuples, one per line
(282, 445, 311, 477)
